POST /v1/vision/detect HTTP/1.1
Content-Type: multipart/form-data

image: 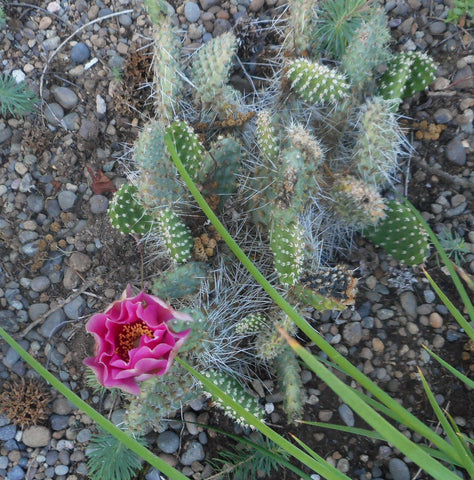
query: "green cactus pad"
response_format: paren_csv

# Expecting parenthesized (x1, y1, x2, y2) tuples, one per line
(108, 184, 153, 235)
(255, 314, 298, 361)
(341, 12, 392, 88)
(353, 97, 404, 185)
(364, 200, 430, 266)
(167, 120, 213, 184)
(191, 31, 237, 108)
(133, 121, 184, 208)
(379, 51, 436, 103)
(273, 346, 303, 422)
(270, 207, 304, 286)
(296, 264, 358, 309)
(286, 58, 350, 104)
(256, 111, 280, 163)
(287, 123, 323, 173)
(156, 209, 194, 263)
(235, 313, 266, 335)
(203, 369, 264, 426)
(153, 261, 208, 299)
(331, 176, 387, 228)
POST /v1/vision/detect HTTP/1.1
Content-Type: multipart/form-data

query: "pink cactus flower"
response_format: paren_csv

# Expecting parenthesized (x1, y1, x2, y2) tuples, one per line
(84, 286, 192, 395)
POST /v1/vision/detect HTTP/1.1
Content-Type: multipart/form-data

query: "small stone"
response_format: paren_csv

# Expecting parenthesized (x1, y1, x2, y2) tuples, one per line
(0, 127, 12, 144)
(184, 411, 199, 435)
(184, 2, 201, 22)
(157, 431, 180, 454)
(89, 195, 109, 214)
(52, 86, 79, 110)
(119, 14, 132, 26)
(180, 440, 205, 465)
(68, 252, 92, 273)
(432, 334, 445, 349)
(39, 16, 53, 29)
(429, 21, 446, 35)
(188, 23, 204, 40)
(446, 139, 466, 166)
(22, 426, 51, 447)
(53, 398, 74, 415)
(372, 337, 384, 353)
(388, 458, 410, 480)
(199, 0, 219, 9)
(55, 465, 69, 476)
(319, 410, 333, 422)
(432, 77, 450, 91)
(338, 404, 354, 427)
(429, 312, 443, 329)
(342, 322, 362, 346)
(6, 465, 24, 480)
(249, 0, 265, 12)
(44, 103, 64, 124)
(400, 291, 417, 318)
(79, 120, 99, 140)
(43, 36, 60, 51)
(0, 424, 17, 441)
(30, 276, 51, 292)
(50, 414, 70, 431)
(213, 18, 232, 36)
(71, 42, 90, 63)
(61, 112, 80, 130)
(433, 108, 453, 124)
(57, 190, 77, 210)
(453, 66, 474, 90)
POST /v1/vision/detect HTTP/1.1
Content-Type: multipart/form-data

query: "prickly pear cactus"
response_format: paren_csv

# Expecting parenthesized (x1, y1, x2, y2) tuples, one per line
(202, 369, 264, 426)
(379, 51, 436, 104)
(235, 313, 266, 335)
(364, 200, 430, 266)
(153, 262, 208, 299)
(108, 184, 154, 235)
(286, 59, 350, 104)
(156, 209, 194, 263)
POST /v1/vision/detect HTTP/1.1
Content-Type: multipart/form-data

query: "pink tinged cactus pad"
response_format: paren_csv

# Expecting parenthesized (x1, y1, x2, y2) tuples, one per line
(84, 286, 193, 395)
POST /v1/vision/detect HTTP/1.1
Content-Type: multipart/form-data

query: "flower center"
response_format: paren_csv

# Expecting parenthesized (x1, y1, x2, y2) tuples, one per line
(115, 320, 154, 361)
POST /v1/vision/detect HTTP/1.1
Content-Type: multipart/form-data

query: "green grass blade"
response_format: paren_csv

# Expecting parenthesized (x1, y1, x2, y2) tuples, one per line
(418, 368, 474, 475)
(423, 346, 474, 389)
(423, 268, 474, 341)
(445, 410, 474, 463)
(296, 421, 463, 466)
(0, 327, 189, 480)
(278, 328, 463, 479)
(176, 358, 351, 480)
(190, 423, 314, 480)
(164, 133, 459, 464)
(401, 195, 474, 324)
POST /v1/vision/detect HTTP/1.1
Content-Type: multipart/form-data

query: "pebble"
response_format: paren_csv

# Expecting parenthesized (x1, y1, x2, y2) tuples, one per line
(30, 276, 51, 292)
(249, 0, 265, 12)
(429, 21, 447, 35)
(400, 292, 417, 318)
(71, 42, 90, 63)
(52, 87, 79, 110)
(338, 404, 354, 427)
(388, 458, 410, 480)
(184, 2, 201, 23)
(446, 138, 466, 166)
(57, 190, 77, 210)
(44, 102, 65, 124)
(50, 415, 71, 431)
(55, 465, 69, 476)
(180, 440, 205, 465)
(0, 425, 17, 442)
(157, 431, 180, 454)
(199, 0, 220, 9)
(61, 112, 80, 130)
(68, 252, 92, 273)
(342, 322, 362, 346)
(433, 108, 453, 124)
(7, 465, 25, 480)
(429, 312, 443, 328)
(22, 426, 51, 447)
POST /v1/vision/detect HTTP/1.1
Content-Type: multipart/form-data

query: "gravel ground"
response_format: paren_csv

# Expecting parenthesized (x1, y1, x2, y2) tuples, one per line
(0, 1, 473, 479)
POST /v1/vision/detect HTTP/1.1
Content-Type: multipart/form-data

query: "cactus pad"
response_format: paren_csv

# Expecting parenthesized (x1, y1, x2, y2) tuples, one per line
(108, 184, 153, 235)
(202, 369, 264, 426)
(167, 121, 213, 184)
(364, 200, 430, 265)
(379, 51, 436, 103)
(153, 262, 208, 299)
(235, 313, 266, 335)
(156, 209, 194, 263)
(270, 207, 304, 286)
(286, 59, 350, 104)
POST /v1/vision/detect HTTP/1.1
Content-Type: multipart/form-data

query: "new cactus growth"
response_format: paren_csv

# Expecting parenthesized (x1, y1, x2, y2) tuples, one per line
(108, 184, 154, 235)
(203, 369, 264, 426)
(235, 313, 267, 335)
(286, 59, 350, 104)
(156, 209, 194, 263)
(379, 51, 436, 104)
(153, 262, 208, 299)
(364, 200, 430, 266)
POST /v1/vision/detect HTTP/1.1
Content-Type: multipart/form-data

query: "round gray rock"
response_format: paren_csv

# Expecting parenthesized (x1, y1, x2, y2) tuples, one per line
(68, 252, 91, 273)
(388, 458, 410, 480)
(58, 190, 77, 210)
(184, 2, 201, 22)
(446, 138, 466, 166)
(52, 87, 79, 110)
(44, 102, 65, 124)
(157, 430, 180, 454)
(180, 440, 205, 465)
(22, 425, 51, 447)
(338, 403, 355, 427)
(89, 194, 109, 214)
(342, 322, 362, 346)
(30, 276, 51, 292)
(71, 42, 90, 63)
